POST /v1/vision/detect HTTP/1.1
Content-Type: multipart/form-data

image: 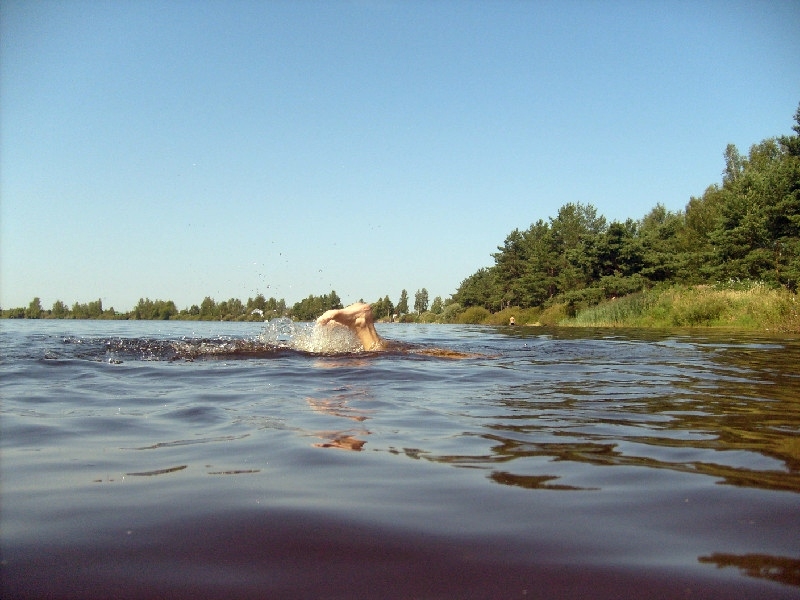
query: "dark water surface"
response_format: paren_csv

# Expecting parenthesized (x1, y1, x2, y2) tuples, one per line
(2, 320, 799, 599)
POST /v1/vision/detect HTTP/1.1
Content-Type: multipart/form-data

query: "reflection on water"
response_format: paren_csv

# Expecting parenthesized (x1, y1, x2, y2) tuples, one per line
(3, 321, 800, 598)
(489, 470, 598, 491)
(126, 465, 187, 477)
(462, 430, 800, 493)
(699, 553, 800, 587)
(313, 434, 368, 451)
(371, 331, 800, 495)
(307, 386, 371, 450)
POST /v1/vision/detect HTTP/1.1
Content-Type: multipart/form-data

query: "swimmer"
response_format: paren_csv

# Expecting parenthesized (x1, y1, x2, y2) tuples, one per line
(316, 302, 385, 351)
(317, 301, 478, 358)
(509, 316, 516, 326)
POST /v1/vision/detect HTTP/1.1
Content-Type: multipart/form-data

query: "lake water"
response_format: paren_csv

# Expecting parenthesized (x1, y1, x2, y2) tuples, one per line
(1, 319, 799, 599)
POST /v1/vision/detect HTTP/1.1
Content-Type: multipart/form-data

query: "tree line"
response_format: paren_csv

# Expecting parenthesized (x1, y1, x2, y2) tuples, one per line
(2, 288, 440, 322)
(2, 295, 289, 321)
(452, 104, 800, 316)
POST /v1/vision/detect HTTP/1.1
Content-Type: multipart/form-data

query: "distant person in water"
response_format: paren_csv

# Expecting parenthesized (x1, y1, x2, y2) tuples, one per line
(316, 302, 385, 351)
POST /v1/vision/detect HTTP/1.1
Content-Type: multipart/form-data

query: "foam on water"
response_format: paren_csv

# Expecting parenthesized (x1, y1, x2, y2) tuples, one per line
(258, 317, 363, 354)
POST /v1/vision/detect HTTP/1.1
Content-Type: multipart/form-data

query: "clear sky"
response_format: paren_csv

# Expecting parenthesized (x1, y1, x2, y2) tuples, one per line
(2, 0, 798, 312)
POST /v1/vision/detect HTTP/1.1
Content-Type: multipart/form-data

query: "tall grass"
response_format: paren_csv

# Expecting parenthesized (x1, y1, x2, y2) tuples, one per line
(483, 306, 543, 326)
(565, 282, 799, 332)
(456, 306, 491, 324)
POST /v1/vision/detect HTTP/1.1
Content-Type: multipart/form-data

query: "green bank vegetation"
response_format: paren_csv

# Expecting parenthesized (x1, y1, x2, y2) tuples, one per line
(441, 103, 800, 332)
(4, 106, 799, 331)
(1, 294, 290, 322)
(0, 287, 436, 323)
(567, 281, 798, 331)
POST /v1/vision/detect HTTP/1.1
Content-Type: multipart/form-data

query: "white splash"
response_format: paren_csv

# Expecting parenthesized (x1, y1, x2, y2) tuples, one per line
(258, 317, 362, 354)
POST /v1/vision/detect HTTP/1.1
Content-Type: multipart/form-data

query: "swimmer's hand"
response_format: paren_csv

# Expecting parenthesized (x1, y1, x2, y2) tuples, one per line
(315, 303, 383, 351)
(316, 304, 370, 328)
(316, 309, 344, 327)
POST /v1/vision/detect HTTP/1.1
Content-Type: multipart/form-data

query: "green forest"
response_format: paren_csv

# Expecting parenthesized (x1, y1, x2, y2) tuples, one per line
(4, 105, 799, 329)
(454, 106, 800, 308)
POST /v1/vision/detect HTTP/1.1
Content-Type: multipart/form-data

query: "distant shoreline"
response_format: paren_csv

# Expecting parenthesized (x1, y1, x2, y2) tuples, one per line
(4, 283, 798, 334)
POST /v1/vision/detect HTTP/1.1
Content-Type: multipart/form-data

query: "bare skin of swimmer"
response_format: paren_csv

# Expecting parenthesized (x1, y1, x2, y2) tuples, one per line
(317, 302, 476, 358)
(316, 302, 385, 351)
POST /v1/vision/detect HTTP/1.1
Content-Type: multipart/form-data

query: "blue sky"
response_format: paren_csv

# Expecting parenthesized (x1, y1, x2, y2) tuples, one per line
(2, 0, 798, 312)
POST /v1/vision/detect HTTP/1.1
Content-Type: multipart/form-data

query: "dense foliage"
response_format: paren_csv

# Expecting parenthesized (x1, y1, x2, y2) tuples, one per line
(289, 291, 343, 321)
(453, 105, 800, 314)
(3, 295, 289, 322)
(2, 289, 397, 322)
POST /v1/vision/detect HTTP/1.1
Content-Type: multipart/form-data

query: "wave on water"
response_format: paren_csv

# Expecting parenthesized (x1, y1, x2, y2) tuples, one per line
(47, 318, 364, 363)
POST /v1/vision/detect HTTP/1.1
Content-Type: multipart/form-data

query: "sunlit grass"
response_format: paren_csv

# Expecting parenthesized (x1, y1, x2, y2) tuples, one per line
(564, 282, 800, 332)
(483, 306, 542, 326)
